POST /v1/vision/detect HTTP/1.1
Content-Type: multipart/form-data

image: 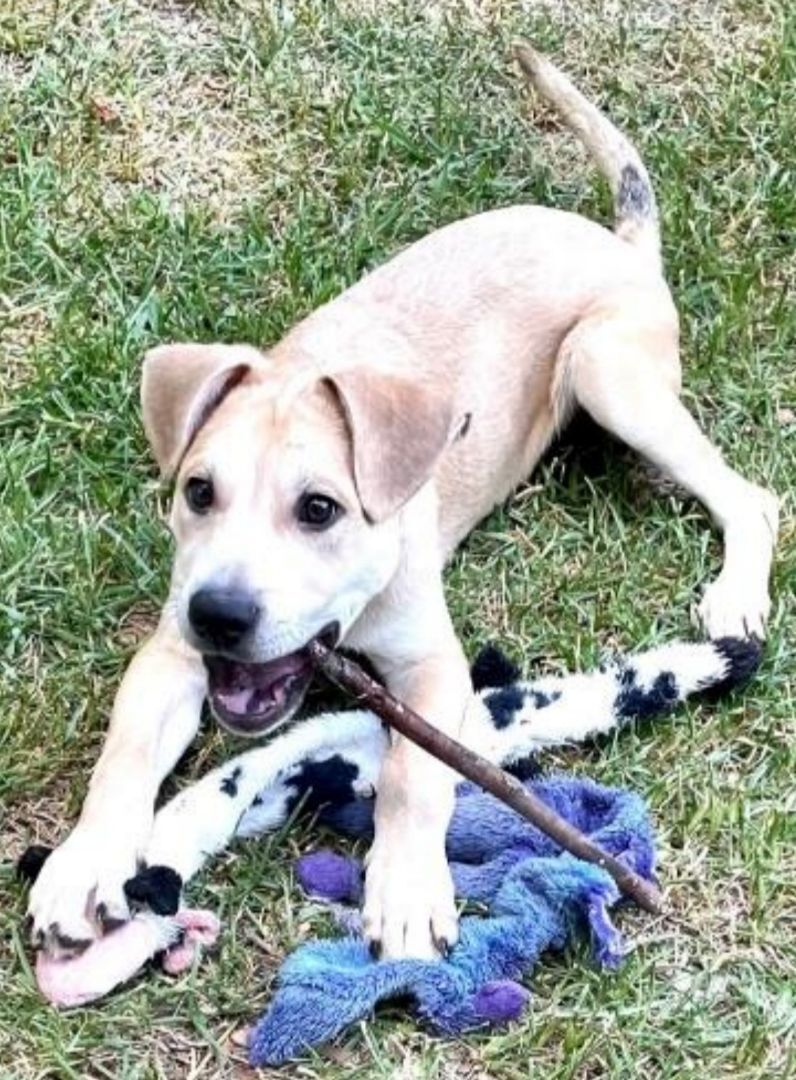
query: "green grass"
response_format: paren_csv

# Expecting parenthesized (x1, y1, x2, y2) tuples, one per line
(1, 1, 794, 1076)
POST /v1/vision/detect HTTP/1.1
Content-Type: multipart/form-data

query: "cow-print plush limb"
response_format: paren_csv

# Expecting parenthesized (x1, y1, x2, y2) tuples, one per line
(117, 636, 759, 909)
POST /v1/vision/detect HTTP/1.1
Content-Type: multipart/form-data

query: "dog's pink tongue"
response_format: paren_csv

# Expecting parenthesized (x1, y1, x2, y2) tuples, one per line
(215, 686, 258, 715)
(208, 654, 308, 717)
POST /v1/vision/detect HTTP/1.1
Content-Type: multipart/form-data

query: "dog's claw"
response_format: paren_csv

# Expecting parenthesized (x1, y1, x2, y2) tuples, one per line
(434, 935, 452, 959)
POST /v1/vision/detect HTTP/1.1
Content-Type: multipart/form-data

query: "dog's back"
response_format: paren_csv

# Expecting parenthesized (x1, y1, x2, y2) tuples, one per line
(285, 38, 668, 394)
(274, 45, 673, 547)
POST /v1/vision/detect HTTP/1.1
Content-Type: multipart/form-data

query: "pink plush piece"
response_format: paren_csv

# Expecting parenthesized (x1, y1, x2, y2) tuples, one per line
(36, 908, 220, 1008)
(161, 910, 221, 975)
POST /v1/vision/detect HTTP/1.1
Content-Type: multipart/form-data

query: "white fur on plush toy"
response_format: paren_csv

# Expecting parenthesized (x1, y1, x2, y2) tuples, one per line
(148, 710, 387, 880)
(32, 637, 757, 1007)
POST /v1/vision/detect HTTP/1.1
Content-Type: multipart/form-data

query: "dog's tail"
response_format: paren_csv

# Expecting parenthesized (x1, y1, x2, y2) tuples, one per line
(513, 41, 661, 269)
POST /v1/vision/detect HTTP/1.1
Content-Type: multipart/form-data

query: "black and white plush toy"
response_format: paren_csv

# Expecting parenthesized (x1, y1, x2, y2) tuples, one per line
(25, 636, 759, 1007)
(140, 635, 759, 885)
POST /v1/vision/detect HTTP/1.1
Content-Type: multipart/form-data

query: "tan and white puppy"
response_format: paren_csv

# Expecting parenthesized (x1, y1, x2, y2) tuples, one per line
(29, 45, 778, 961)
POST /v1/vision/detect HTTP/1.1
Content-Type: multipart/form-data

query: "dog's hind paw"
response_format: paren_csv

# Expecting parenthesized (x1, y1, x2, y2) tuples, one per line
(697, 576, 771, 641)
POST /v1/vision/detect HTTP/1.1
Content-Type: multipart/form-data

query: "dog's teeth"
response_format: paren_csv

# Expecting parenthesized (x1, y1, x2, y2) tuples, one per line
(274, 676, 297, 704)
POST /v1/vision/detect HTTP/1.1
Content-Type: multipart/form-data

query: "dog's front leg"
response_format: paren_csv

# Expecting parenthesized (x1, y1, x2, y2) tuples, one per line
(362, 642, 471, 960)
(27, 612, 206, 955)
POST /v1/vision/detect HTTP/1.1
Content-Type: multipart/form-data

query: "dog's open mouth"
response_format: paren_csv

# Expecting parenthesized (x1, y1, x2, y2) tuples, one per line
(204, 624, 339, 736)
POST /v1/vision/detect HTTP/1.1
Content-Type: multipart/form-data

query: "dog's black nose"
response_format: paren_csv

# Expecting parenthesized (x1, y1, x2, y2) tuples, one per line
(188, 588, 260, 650)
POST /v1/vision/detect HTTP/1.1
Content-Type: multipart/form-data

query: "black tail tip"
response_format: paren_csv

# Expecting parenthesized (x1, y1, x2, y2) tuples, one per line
(617, 163, 652, 220)
(710, 636, 764, 694)
(471, 644, 521, 691)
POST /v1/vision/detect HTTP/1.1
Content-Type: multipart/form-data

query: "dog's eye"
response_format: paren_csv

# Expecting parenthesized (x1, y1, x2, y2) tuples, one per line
(185, 477, 214, 514)
(296, 493, 343, 531)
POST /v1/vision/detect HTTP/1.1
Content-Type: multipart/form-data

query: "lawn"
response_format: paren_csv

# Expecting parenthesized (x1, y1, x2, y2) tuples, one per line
(1, 1, 794, 1076)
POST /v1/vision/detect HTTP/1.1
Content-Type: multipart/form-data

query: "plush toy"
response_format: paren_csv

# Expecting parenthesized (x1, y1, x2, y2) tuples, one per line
(22, 636, 758, 1058)
(250, 772, 654, 1065)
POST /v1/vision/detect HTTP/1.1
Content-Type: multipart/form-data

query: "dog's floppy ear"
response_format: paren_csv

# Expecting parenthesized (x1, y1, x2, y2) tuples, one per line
(325, 369, 455, 523)
(141, 343, 261, 477)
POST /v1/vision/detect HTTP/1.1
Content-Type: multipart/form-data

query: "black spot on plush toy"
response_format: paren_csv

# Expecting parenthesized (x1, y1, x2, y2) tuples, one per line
(470, 644, 521, 690)
(124, 865, 183, 917)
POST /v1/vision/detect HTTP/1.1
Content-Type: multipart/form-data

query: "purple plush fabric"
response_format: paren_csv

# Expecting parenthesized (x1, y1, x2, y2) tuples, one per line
(296, 851, 361, 903)
(472, 980, 530, 1023)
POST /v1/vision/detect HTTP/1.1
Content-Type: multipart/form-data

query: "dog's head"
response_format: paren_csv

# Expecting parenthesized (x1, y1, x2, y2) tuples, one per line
(141, 343, 453, 736)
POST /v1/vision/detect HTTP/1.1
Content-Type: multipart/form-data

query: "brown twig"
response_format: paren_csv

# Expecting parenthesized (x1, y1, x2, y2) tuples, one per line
(308, 640, 664, 916)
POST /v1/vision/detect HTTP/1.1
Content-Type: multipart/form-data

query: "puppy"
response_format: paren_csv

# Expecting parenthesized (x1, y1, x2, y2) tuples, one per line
(29, 44, 778, 961)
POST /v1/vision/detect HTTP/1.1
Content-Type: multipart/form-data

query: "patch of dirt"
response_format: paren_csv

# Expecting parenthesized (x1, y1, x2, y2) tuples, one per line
(0, 303, 52, 403)
(3, 778, 77, 858)
(114, 602, 160, 648)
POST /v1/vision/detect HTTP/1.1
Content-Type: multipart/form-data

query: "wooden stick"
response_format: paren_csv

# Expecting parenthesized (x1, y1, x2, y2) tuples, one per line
(308, 640, 664, 916)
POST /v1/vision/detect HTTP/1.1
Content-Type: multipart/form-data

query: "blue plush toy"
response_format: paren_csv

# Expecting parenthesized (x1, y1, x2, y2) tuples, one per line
(249, 773, 653, 1066)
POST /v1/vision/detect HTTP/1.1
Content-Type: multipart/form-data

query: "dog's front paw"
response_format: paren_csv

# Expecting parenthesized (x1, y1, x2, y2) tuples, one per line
(698, 575, 771, 640)
(362, 839, 458, 961)
(27, 824, 144, 957)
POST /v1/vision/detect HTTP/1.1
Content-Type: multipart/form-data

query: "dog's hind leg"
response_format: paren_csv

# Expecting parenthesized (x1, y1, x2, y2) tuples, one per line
(559, 312, 779, 638)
